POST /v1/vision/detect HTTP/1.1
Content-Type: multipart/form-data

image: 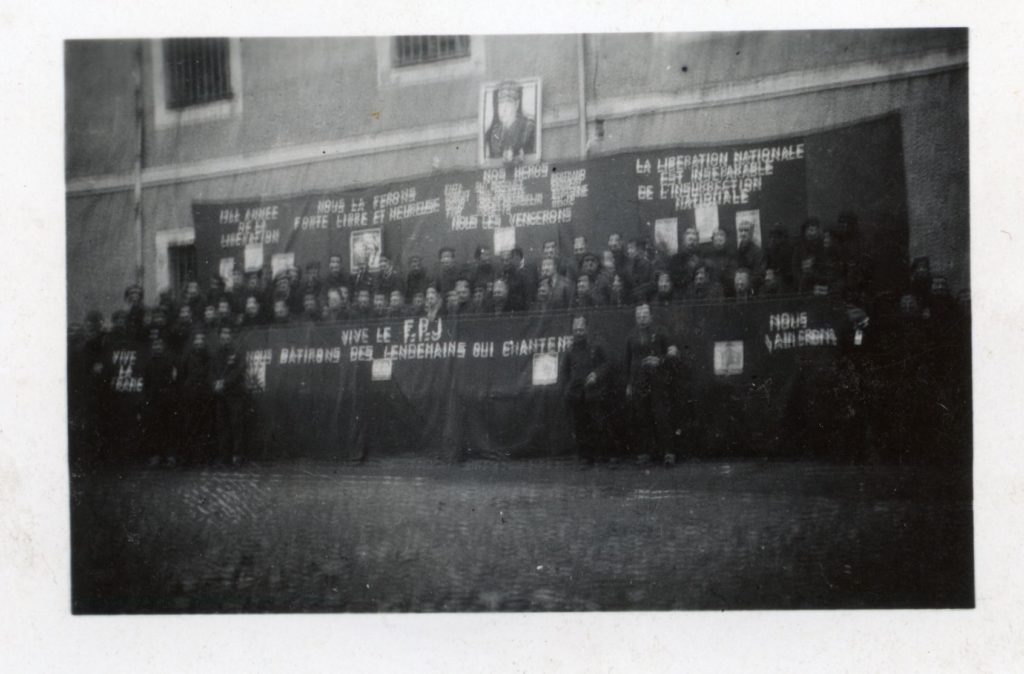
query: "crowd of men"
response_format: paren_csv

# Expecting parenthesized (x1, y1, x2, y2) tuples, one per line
(68, 213, 972, 468)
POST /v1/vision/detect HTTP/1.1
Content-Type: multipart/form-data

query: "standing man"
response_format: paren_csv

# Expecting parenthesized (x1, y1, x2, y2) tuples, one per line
(562, 315, 613, 464)
(212, 325, 246, 467)
(624, 303, 670, 463)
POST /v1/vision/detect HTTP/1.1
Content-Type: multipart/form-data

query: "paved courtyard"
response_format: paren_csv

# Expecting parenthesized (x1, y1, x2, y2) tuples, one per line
(70, 456, 973, 613)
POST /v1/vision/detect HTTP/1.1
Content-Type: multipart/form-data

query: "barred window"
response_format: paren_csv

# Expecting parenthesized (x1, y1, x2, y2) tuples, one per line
(163, 38, 233, 109)
(393, 36, 470, 67)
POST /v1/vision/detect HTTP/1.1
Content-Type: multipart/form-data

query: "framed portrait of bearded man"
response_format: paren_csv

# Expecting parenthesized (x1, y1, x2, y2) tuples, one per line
(479, 77, 541, 166)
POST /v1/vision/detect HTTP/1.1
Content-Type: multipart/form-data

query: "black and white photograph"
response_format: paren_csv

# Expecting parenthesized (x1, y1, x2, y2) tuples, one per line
(480, 76, 541, 164)
(60, 30, 976, 617)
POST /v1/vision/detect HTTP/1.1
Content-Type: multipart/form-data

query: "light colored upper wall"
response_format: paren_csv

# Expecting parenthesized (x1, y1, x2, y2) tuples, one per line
(66, 30, 965, 180)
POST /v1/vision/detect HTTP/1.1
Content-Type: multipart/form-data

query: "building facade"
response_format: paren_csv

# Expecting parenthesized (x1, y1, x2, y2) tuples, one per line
(65, 31, 968, 321)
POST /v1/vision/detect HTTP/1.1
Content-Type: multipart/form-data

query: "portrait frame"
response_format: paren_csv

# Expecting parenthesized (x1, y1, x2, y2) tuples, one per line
(349, 227, 383, 271)
(479, 76, 542, 166)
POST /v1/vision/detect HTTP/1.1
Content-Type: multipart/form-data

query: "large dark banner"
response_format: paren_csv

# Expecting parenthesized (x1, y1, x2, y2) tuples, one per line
(95, 297, 848, 461)
(192, 114, 907, 291)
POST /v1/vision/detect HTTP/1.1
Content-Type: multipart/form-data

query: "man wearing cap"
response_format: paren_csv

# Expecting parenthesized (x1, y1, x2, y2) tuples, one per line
(485, 81, 537, 162)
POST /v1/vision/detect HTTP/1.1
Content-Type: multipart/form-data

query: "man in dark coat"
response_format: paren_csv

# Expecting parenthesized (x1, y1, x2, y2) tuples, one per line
(142, 335, 178, 467)
(624, 303, 671, 462)
(485, 81, 537, 162)
(212, 326, 247, 466)
(562, 315, 615, 463)
(179, 330, 214, 464)
(735, 220, 767, 289)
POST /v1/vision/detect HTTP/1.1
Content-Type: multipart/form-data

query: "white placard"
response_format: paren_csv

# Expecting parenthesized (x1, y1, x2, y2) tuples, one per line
(271, 252, 295, 279)
(494, 227, 516, 254)
(695, 205, 720, 242)
(735, 209, 762, 246)
(654, 217, 679, 255)
(713, 340, 744, 376)
(371, 358, 393, 381)
(531, 352, 558, 386)
(219, 257, 236, 287)
(243, 243, 264, 272)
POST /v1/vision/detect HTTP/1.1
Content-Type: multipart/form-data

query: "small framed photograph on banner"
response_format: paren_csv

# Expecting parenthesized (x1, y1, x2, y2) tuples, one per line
(531, 352, 558, 386)
(480, 77, 541, 166)
(350, 228, 382, 272)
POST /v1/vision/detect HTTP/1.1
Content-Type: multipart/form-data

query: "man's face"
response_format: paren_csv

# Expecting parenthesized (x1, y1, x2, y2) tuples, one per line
(737, 224, 752, 245)
(764, 269, 778, 290)
(378, 257, 391, 274)
(412, 292, 426, 309)
(446, 291, 459, 310)
(217, 301, 231, 319)
(274, 301, 289, 319)
(409, 256, 422, 272)
(186, 281, 200, 299)
(203, 306, 216, 323)
(389, 291, 403, 307)
(327, 291, 342, 310)
(900, 294, 920, 317)
(572, 317, 587, 340)
(339, 287, 350, 304)
(694, 268, 708, 287)
(582, 257, 598, 275)
(611, 275, 623, 293)
(356, 291, 370, 309)
(734, 272, 751, 294)
(455, 280, 470, 303)
(152, 338, 166, 356)
(472, 287, 485, 305)
(683, 229, 698, 250)
(542, 241, 557, 259)
(805, 224, 820, 241)
(372, 294, 386, 311)
(608, 234, 622, 252)
(601, 251, 616, 271)
(192, 333, 206, 351)
(626, 242, 639, 259)
(540, 258, 555, 278)
(425, 288, 438, 308)
(440, 251, 454, 269)
(178, 306, 192, 323)
(497, 99, 518, 127)
(303, 294, 317, 313)
(328, 256, 342, 275)
(573, 237, 586, 256)
(635, 304, 651, 327)
(219, 328, 232, 346)
(576, 276, 591, 296)
(712, 230, 727, 249)
(657, 274, 672, 295)
(493, 280, 508, 300)
(536, 283, 551, 301)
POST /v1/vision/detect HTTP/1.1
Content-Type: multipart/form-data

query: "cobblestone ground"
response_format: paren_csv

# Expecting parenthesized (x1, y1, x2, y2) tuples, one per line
(70, 457, 973, 613)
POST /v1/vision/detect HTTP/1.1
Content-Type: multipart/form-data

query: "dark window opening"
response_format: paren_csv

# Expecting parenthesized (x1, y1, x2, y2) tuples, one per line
(163, 38, 232, 109)
(393, 36, 470, 67)
(168, 244, 197, 297)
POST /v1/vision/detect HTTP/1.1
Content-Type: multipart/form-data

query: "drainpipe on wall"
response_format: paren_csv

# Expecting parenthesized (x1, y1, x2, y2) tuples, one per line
(132, 40, 145, 286)
(577, 34, 588, 160)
